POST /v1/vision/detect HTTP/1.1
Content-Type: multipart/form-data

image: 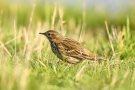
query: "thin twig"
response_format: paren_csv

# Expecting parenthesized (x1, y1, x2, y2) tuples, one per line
(14, 20, 16, 59)
(28, 4, 35, 31)
(105, 21, 114, 55)
(37, 59, 48, 71)
(51, 3, 57, 29)
(0, 41, 12, 57)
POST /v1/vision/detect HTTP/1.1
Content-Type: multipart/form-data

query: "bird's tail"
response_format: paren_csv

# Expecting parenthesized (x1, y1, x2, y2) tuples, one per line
(88, 53, 106, 62)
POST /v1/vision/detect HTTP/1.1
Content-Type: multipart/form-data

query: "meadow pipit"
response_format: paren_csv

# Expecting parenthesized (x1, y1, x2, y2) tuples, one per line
(39, 30, 103, 64)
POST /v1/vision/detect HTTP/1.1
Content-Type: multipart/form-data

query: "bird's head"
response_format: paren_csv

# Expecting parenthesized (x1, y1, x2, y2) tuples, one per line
(39, 30, 64, 43)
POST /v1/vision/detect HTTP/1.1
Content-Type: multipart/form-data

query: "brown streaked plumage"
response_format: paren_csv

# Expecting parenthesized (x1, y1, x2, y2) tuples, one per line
(39, 30, 103, 64)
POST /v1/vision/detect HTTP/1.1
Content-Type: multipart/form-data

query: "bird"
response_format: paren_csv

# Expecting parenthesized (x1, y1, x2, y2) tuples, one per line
(39, 30, 103, 64)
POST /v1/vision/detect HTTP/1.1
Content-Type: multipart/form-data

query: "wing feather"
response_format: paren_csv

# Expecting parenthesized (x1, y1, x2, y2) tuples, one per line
(58, 38, 96, 60)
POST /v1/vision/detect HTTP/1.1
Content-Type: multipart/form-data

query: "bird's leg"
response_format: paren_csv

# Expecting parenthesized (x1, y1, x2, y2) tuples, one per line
(56, 59, 64, 66)
(57, 59, 61, 64)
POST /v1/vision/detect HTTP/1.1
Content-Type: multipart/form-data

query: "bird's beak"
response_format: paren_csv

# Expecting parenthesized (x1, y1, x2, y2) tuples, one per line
(39, 32, 46, 35)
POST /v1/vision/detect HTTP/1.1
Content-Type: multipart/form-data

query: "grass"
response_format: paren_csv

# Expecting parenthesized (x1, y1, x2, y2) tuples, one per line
(0, 2, 135, 90)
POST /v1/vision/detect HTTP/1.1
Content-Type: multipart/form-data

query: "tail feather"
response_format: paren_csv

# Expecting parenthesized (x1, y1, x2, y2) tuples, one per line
(88, 53, 106, 62)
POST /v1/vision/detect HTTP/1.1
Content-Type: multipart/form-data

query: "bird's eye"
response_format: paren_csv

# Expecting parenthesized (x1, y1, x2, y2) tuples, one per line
(47, 33, 51, 36)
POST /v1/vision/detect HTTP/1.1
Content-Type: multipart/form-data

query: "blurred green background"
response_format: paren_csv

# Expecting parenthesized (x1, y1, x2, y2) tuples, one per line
(0, 0, 135, 30)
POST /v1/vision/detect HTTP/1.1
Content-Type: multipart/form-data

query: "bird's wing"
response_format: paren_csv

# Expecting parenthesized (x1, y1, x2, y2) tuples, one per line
(58, 38, 96, 60)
